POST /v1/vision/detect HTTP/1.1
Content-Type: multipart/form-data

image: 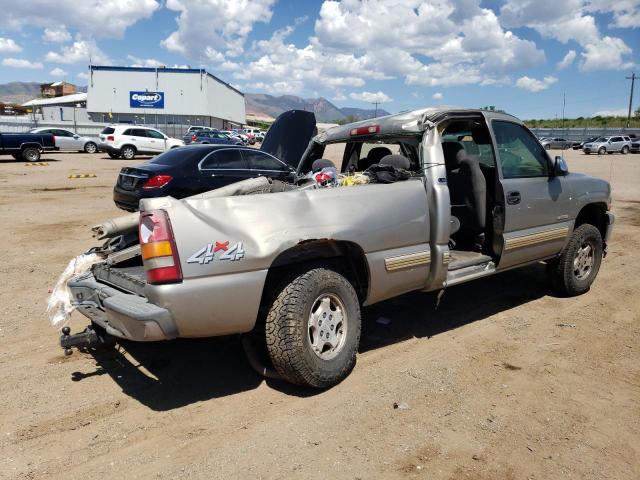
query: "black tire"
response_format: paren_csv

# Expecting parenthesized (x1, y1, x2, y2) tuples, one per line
(121, 145, 136, 160)
(598, 147, 606, 155)
(22, 147, 40, 162)
(547, 224, 603, 297)
(621, 146, 629, 154)
(107, 152, 121, 159)
(84, 142, 98, 154)
(265, 267, 361, 388)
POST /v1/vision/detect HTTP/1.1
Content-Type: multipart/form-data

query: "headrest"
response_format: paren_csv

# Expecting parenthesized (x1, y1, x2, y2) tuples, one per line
(366, 146, 393, 164)
(379, 154, 410, 170)
(442, 142, 465, 166)
(311, 158, 336, 172)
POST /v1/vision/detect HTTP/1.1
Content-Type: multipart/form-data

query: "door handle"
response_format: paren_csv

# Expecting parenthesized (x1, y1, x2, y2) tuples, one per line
(507, 191, 521, 205)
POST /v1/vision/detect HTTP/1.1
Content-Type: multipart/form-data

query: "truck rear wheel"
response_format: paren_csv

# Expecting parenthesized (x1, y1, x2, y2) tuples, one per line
(265, 267, 361, 388)
(22, 147, 40, 162)
(547, 224, 603, 296)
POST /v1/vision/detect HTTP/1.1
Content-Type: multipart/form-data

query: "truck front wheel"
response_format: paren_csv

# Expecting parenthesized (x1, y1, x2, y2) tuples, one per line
(547, 224, 603, 296)
(265, 267, 361, 388)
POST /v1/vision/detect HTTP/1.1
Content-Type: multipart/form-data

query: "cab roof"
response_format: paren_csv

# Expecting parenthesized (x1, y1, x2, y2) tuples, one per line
(316, 106, 522, 144)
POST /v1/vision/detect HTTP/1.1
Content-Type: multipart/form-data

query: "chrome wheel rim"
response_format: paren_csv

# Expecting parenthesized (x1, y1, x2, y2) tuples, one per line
(308, 293, 347, 360)
(86, 143, 96, 153)
(573, 241, 594, 280)
(25, 150, 38, 161)
(123, 148, 134, 159)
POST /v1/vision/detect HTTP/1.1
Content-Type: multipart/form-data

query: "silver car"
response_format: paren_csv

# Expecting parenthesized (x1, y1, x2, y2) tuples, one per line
(582, 136, 632, 155)
(540, 137, 572, 150)
(29, 127, 99, 153)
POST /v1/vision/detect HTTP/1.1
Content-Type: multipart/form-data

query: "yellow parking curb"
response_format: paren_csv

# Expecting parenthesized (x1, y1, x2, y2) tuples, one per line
(24, 162, 49, 166)
(68, 174, 97, 178)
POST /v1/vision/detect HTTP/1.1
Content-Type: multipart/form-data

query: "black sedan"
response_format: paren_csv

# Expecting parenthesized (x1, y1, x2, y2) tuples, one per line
(184, 130, 244, 145)
(113, 145, 295, 211)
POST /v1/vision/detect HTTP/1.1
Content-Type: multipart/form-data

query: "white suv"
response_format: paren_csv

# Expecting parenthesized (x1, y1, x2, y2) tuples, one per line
(99, 126, 184, 159)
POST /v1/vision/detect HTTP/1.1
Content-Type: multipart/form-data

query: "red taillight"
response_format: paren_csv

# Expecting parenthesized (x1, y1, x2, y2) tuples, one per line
(107, 135, 114, 141)
(191, 134, 197, 141)
(139, 210, 182, 285)
(142, 175, 173, 189)
(350, 125, 380, 136)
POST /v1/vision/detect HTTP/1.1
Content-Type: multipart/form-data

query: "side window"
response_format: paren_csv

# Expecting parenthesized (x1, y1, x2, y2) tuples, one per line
(131, 129, 148, 138)
(122, 129, 134, 136)
(611, 137, 622, 142)
(54, 129, 73, 137)
(493, 121, 549, 178)
(147, 130, 165, 139)
(200, 149, 244, 169)
(242, 149, 287, 170)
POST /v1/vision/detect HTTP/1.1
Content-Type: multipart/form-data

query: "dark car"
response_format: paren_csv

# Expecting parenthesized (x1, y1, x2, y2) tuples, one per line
(0, 132, 57, 161)
(183, 130, 242, 145)
(113, 145, 295, 211)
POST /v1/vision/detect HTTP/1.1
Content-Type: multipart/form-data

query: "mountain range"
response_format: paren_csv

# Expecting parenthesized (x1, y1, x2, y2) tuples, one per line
(0, 82, 389, 122)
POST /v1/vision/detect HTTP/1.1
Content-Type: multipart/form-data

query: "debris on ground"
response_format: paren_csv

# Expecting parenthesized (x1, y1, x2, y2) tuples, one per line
(556, 323, 577, 328)
(393, 401, 410, 410)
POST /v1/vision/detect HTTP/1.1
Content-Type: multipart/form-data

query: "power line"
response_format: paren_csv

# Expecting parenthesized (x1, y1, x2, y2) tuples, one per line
(626, 73, 636, 128)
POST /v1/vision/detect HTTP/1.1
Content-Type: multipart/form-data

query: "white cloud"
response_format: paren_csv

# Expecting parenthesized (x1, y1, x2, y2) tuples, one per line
(45, 37, 110, 65)
(0, 37, 22, 52)
(432, 92, 444, 100)
(2, 58, 43, 69)
(77, 72, 89, 81)
(42, 27, 71, 43)
(586, 0, 640, 29)
(3, 1, 159, 39)
(224, 0, 549, 98)
(49, 67, 68, 77)
(515, 75, 558, 92)
(500, 0, 634, 72)
(162, 0, 275, 57)
(349, 91, 393, 103)
(580, 36, 634, 71)
(557, 50, 577, 70)
(592, 108, 628, 117)
(127, 55, 165, 68)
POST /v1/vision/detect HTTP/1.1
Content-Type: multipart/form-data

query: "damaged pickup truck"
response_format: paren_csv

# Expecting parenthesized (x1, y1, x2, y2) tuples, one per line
(53, 108, 614, 388)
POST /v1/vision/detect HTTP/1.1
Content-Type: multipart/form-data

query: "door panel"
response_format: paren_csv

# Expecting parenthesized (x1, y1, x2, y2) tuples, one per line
(492, 120, 573, 268)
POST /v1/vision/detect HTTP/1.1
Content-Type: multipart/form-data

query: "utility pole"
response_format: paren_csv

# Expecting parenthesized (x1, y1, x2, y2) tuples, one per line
(561, 92, 566, 136)
(372, 101, 379, 117)
(626, 73, 636, 128)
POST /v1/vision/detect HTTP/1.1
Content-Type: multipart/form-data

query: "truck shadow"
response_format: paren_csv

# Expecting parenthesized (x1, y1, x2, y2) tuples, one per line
(74, 263, 550, 410)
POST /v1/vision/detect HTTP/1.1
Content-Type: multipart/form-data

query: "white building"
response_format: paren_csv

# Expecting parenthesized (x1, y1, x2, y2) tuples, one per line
(86, 65, 245, 130)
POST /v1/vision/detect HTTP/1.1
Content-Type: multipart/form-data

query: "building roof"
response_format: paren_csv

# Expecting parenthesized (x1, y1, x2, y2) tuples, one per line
(22, 92, 87, 107)
(89, 65, 244, 97)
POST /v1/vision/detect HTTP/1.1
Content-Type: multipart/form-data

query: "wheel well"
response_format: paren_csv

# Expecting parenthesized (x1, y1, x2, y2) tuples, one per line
(21, 143, 41, 151)
(575, 203, 607, 239)
(262, 240, 370, 305)
(120, 144, 136, 152)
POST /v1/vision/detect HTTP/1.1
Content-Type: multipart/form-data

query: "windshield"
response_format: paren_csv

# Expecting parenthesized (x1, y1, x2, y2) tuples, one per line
(594, 137, 608, 142)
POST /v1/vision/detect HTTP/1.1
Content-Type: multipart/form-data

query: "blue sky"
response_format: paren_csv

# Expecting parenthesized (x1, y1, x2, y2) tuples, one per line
(0, 0, 638, 119)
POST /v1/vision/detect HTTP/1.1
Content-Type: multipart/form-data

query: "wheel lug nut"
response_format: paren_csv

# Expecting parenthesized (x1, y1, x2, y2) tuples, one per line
(331, 324, 334, 330)
(319, 320, 322, 326)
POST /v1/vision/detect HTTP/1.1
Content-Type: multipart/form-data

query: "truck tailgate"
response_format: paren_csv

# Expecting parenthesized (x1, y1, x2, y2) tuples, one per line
(92, 263, 146, 296)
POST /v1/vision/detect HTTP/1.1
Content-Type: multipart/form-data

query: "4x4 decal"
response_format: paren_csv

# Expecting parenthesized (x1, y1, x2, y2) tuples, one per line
(187, 241, 245, 264)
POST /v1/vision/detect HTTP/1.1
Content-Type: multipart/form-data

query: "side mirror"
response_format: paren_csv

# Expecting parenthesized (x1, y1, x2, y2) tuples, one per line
(73, 135, 79, 139)
(553, 156, 569, 176)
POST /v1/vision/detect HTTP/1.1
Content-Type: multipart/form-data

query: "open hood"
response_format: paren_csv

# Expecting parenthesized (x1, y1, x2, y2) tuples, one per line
(259, 110, 317, 170)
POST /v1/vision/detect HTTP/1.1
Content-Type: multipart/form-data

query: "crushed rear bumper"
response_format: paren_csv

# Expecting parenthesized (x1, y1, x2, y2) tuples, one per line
(68, 272, 178, 341)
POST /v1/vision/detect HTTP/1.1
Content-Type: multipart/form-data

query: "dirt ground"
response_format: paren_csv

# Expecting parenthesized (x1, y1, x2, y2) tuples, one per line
(0, 148, 639, 480)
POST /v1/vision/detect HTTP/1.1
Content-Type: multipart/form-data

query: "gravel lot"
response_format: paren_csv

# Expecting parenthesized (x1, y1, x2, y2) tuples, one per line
(0, 148, 639, 479)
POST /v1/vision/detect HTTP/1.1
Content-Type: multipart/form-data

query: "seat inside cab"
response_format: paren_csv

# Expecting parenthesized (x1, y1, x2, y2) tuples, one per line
(440, 119, 498, 263)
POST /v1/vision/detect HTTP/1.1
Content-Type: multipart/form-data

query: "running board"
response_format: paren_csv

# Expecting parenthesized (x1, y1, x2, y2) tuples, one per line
(446, 261, 496, 286)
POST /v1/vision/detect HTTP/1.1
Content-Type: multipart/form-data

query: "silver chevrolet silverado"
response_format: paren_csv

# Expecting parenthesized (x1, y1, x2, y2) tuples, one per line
(60, 107, 614, 388)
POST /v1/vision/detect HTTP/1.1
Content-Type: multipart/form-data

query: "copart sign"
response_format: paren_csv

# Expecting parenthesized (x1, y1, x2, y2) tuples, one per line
(129, 91, 164, 109)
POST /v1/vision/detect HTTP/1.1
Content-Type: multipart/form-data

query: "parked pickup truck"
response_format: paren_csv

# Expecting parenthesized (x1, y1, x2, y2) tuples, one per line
(0, 132, 57, 161)
(57, 108, 614, 388)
